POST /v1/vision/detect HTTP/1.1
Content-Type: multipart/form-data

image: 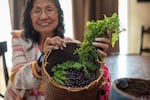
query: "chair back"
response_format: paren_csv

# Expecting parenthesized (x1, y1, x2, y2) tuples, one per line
(0, 41, 9, 86)
(140, 26, 150, 55)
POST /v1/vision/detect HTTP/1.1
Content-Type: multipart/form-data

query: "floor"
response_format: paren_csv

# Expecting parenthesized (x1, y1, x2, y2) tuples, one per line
(105, 54, 150, 82)
(0, 66, 7, 100)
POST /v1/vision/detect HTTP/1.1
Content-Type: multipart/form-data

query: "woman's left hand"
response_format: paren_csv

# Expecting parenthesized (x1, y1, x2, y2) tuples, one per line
(93, 31, 112, 57)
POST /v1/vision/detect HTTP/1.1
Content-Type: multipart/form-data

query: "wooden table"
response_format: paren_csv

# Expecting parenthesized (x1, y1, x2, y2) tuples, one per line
(105, 54, 150, 82)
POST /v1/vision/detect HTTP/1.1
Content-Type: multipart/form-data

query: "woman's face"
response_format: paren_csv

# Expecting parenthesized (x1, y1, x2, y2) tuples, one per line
(30, 0, 59, 35)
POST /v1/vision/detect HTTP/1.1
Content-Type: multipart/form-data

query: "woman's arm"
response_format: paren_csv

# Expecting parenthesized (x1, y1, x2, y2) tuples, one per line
(10, 34, 41, 90)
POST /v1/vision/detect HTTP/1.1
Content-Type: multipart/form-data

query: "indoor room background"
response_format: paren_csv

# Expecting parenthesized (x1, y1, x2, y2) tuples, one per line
(0, 0, 150, 96)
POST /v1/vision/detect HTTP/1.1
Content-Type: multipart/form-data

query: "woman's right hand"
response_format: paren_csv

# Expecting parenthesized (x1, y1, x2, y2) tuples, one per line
(43, 36, 66, 54)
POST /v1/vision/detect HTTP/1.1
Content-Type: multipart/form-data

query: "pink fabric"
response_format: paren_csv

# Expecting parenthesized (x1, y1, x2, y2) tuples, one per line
(99, 64, 111, 100)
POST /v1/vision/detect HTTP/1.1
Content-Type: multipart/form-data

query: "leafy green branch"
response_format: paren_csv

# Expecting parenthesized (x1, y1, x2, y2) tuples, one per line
(76, 13, 124, 63)
(51, 13, 124, 85)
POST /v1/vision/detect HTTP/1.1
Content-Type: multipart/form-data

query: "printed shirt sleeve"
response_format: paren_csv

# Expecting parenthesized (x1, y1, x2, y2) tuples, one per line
(10, 33, 41, 90)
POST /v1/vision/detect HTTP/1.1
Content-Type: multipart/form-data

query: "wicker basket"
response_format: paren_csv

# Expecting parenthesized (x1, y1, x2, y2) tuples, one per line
(42, 43, 105, 100)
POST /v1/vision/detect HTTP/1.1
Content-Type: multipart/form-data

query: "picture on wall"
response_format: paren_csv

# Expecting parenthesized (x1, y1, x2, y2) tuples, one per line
(138, 0, 150, 2)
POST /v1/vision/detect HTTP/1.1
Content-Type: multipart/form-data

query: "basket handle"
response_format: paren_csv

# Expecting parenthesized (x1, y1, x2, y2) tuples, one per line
(42, 49, 52, 69)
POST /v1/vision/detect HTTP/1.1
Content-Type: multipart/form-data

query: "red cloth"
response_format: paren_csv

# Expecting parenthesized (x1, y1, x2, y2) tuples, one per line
(99, 64, 112, 100)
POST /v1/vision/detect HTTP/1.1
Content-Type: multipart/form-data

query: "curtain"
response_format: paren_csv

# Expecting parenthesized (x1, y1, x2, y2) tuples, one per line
(9, 0, 119, 55)
(72, 0, 119, 55)
(9, 0, 25, 29)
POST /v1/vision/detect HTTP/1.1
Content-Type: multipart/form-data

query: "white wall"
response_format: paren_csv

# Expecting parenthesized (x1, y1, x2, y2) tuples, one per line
(128, 0, 150, 54)
(0, 1, 12, 67)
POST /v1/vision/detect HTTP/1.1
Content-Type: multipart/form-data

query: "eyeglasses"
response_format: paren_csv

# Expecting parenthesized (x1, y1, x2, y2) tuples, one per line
(30, 7, 57, 17)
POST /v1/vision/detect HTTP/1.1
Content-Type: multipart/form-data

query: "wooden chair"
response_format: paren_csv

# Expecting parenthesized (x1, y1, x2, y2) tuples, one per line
(140, 26, 150, 55)
(0, 41, 9, 98)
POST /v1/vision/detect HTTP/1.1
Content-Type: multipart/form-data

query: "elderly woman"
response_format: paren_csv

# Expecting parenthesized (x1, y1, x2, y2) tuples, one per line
(4, 0, 111, 100)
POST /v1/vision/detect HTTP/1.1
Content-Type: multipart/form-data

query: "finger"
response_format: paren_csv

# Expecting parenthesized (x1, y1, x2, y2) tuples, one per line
(44, 37, 58, 47)
(45, 37, 66, 49)
(106, 31, 112, 42)
(64, 38, 81, 44)
(53, 36, 67, 48)
(43, 45, 59, 54)
(95, 38, 110, 44)
(44, 37, 51, 45)
(97, 49, 107, 57)
(93, 42, 109, 51)
(43, 45, 52, 54)
(53, 39, 65, 50)
(53, 36, 64, 44)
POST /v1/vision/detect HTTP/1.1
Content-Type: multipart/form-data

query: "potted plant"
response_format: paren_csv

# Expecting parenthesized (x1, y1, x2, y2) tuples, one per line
(110, 78, 150, 100)
(42, 13, 123, 100)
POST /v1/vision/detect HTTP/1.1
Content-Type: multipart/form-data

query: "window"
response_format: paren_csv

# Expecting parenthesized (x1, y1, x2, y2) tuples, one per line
(138, 0, 150, 2)
(119, 0, 129, 54)
(59, 0, 73, 38)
